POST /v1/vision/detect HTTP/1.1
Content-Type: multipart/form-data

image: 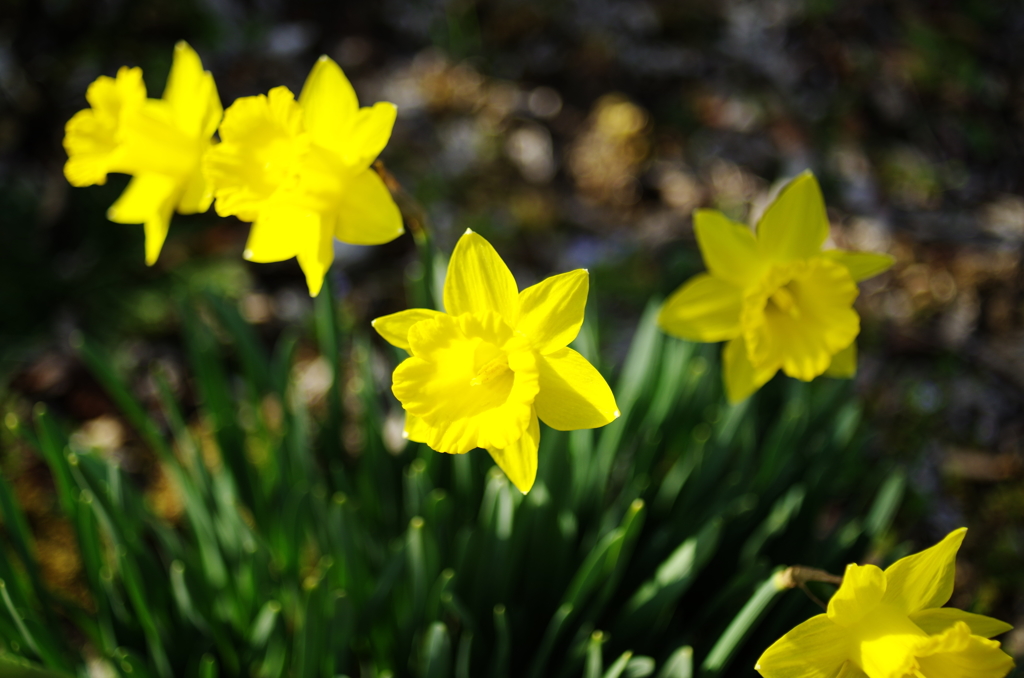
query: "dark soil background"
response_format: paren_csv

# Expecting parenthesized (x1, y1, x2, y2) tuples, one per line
(2, 0, 1024, 661)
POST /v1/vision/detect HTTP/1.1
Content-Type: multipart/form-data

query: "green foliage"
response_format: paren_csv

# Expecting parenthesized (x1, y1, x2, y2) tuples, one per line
(0, 286, 902, 677)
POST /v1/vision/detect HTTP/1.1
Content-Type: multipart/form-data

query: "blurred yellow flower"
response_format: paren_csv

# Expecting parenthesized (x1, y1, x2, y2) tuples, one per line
(372, 230, 619, 493)
(658, 171, 893, 403)
(63, 42, 222, 265)
(205, 56, 403, 297)
(756, 528, 1014, 678)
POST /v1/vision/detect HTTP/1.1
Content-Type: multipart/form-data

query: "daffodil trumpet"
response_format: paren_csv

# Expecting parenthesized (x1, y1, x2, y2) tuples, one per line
(372, 230, 620, 493)
(63, 41, 223, 265)
(658, 171, 894, 403)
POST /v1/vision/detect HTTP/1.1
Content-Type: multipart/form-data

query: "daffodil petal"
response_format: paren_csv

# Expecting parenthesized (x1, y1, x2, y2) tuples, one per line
(342, 102, 397, 167)
(693, 209, 764, 288)
(372, 308, 447, 350)
(822, 250, 894, 282)
(176, 161, 213, 214)
(827, 563, 887, 627)
(882, 528, 966, 614)
(296, 215, 334, 297)
(334, 168, 404, 245)
(754, 614, 850, 678)
(107, 174, 177, 225)
(163, 41, 222, 139)
(106, 174, 178, 266)
(443, 231, 520, 323)
(534, 347, 618, 431)
(757, 171, 830, 262)
(244, 201, 311, 263)
(517, 269, 589, 353)
(824, 342, 856, 379)
(142, 204, 174, 267)
(910, 608, 1013, 639)
(722, 336, 776, 404)
(298, 56, 358, 154)
(659, 273, 743, 342)
(487, 409, 540, 494)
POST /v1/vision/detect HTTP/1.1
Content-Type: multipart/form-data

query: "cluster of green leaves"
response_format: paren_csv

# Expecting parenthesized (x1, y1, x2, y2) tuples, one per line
(0, 277, 903, 677)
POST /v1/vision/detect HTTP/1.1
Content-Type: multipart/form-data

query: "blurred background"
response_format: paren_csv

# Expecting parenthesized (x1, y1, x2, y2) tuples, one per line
(2, 0, 1024, 662)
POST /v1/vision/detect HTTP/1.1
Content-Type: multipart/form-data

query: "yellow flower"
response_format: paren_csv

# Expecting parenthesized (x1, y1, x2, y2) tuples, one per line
(63, 42, 222, 265)
(658, 172, 893, 403)
(205, 56, 403, 297)
(756, 528, 1014, 678)
(372, 230, 619, 493)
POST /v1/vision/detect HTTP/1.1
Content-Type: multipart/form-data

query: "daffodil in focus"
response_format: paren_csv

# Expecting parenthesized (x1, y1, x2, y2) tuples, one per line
(372, 230, 619, 493)
(63, 42, 222, 265)
(205, 56, 403, 297)
(756, 528, 1014, 678)
(658, 171, 894, 402)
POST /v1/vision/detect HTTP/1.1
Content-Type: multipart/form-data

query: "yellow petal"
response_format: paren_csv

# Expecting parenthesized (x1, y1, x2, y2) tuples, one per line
(162, 41, 222, 139)
(341, 102, 397, 168)
(517, 269, 589, 353)
(142, 205, 174, 267)
(534, 347, 618, 431)
(487, 409, 540, 493)
(916, 621, 1014, 678)
(827, 563, 887, 627)
(334, 168, 404, 245)
(824, 342, 856, 379)
(107, 173, 177, 224)
(722, 336, 776, 403)
(296, 215, 335, 298)
(821, 250, 894, 283)
(754, 614, 850, 678)
(372, 308, 447, 350)
(106, 174, 178, 265)
(443, 230, 520, 324)
(175, 159, 214, 214)
(244, 200, 309, 263)
(298, 56, 358, 155)
(757, 171, 830, 262)
(881, 528, 966, 614)
(693, 209, 765, 288)
(910, 608, 1013, 639)
(659, 273, 743, 342)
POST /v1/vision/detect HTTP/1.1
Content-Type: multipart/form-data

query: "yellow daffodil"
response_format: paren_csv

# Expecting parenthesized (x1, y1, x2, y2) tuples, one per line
(756, 528, 1014, 678)
(658, 171, 893, 403)
(63, 42, 222, 265)
(372, 230, 619, 493)
(205, 56, 403, 297)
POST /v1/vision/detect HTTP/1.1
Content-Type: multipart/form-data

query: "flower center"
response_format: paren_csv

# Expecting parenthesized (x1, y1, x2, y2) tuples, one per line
(740, 257, 860, 381)
(471, 354, 510, 386)
(767, 284, 801, 319)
